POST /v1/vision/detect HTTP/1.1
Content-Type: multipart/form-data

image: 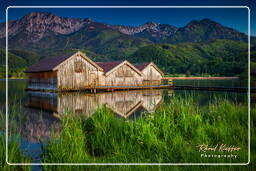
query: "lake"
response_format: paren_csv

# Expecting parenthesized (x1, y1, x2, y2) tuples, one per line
(0, 79, 249, 164)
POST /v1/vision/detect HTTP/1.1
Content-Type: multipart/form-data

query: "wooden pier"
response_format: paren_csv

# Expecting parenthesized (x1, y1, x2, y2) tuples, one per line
(25, 84, 173, 92)
(25, 84, 255, 93)
(161, 77, 253, 93)
(163, 76, 240, 80)
(173, 85, 253, 93)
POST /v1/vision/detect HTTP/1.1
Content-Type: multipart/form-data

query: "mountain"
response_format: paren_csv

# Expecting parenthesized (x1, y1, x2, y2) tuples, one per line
(110, 22, 178, 42)
(0, 12, 250, 50)
(168, 18, 248, 43)
(110, 18, 249, 43)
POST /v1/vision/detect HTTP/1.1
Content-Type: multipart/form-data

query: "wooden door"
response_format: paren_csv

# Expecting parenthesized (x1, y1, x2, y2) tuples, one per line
(90, 73, 98, 87)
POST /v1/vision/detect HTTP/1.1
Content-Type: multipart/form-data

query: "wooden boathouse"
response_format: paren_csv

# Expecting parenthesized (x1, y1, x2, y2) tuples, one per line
(96, 60, 143, 86)
(25, 51, 167, 92)
(134, 62, 164, 86)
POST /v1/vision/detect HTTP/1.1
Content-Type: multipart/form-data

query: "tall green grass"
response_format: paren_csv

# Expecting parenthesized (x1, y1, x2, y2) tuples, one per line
(41, 95, 253, 170)
(0, 99, 28, 133)
(0, 102, 31, 170)
(0, 134, 31, 171)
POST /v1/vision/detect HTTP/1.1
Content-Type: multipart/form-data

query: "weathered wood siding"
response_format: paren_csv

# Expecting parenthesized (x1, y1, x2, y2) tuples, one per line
(57, 54, 104, 90)
(104, 63, 143, 86)
(142, 65, 162, 80)
(141, 65, 162, 85)
(27, 71, 57, 90)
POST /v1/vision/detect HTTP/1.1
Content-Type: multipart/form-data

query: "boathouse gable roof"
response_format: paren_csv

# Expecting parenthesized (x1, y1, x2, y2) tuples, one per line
(25, 51, 163, 76)
(24, 52, 75, 73)
(25, 51, 103, 73)
(134, 62, 164, 76)
(95, 61, 124, 73)
(53, 51, 103, 72)
(96, 60, 143, 76)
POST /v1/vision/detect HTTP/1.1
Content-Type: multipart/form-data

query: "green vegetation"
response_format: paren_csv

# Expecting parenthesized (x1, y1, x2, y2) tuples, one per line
(42, 48, 112, 62)
(249, 62, 256, 81)
(0, 49, 40, 78)
(129, 40, 254, 77)
(40, 96, 252, 170)
(0, 49, 40, 69)
(0, 66, 5, 78)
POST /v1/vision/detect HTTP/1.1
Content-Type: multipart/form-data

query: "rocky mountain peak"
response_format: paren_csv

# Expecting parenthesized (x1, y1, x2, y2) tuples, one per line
(0, 12, 90, 41)
(170, 18, 247, 43)
(22, 12, 54, 20)
(185, 18, 221, 29)
(110, 21, 160, 35)
(143, 21, 159, 28)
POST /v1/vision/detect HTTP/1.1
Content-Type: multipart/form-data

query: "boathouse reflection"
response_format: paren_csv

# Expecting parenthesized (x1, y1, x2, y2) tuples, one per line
(26, 90, 165, 119)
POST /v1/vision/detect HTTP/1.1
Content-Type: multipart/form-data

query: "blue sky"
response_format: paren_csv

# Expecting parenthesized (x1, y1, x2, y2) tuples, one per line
(0, 0, 255, 35)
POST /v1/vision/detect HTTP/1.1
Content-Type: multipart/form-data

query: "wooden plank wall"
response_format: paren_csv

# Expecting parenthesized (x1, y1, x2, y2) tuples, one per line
(142, 65, 162, 81)
(57, 54, 104, 90)
(28, 71, 57, 90)
(104, 64, 143, 86)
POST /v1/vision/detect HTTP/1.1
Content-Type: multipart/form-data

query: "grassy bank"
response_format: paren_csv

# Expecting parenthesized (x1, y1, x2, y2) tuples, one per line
(41, 96, 253, 170)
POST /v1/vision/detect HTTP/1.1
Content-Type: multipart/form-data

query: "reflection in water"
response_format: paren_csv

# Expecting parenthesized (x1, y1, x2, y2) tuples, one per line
(26, 90, 164, 119)
(21, 108, 61, 143)
(23, 90, 166, 142)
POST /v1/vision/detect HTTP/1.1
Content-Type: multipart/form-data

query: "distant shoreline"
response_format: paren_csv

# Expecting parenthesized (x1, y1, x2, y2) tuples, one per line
(0, 78, 27, 80)
(163, 77, 240, 80)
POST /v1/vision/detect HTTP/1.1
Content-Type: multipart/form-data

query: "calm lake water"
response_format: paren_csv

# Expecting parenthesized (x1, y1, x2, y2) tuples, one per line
(0, 79, 249, 165)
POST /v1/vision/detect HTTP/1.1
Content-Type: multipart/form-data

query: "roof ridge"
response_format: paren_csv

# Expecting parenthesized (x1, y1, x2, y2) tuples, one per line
(133, 62, 151, 71)
(96, 60, 125, 63)
(96, 61, 125, 73)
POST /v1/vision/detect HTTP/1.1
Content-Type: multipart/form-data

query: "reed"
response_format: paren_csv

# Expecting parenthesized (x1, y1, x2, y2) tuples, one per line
(0, 134, 31, 171)
(0, 100, 31, 170)
(41, 95, 253, 170)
